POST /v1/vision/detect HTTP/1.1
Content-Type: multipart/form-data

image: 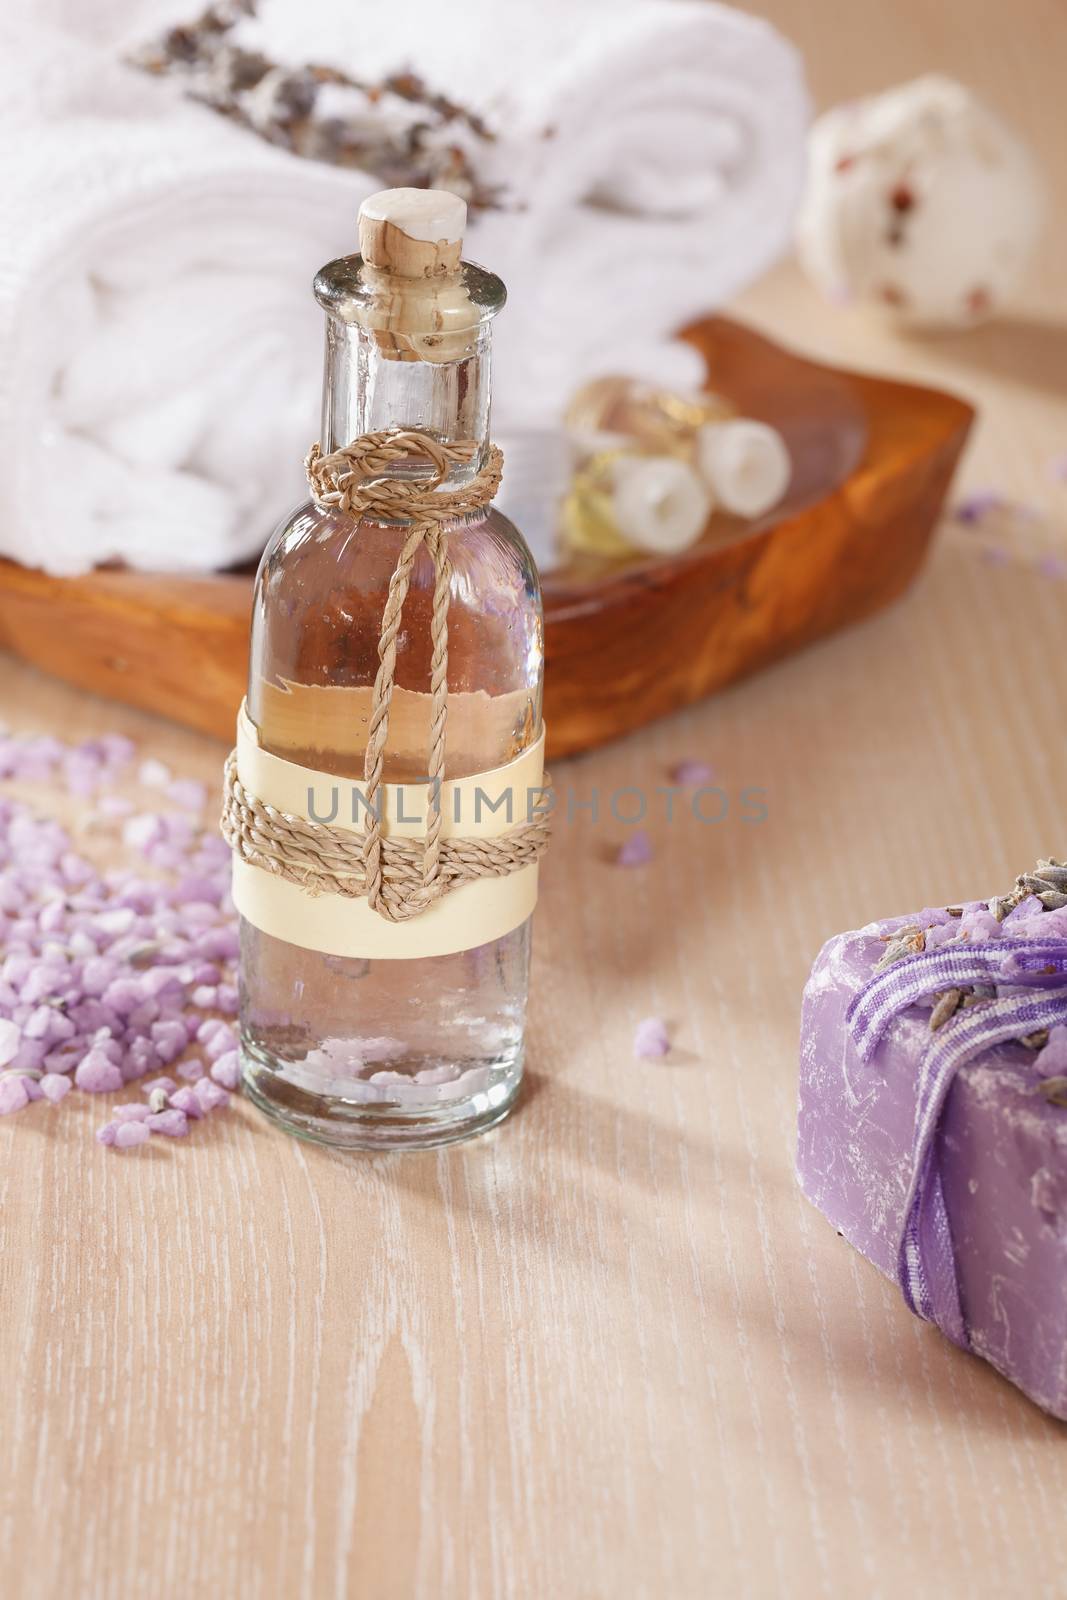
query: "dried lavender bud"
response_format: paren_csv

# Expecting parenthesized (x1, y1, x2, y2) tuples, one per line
(875, 927, 925, 971)
(929, 988, 964, 1032)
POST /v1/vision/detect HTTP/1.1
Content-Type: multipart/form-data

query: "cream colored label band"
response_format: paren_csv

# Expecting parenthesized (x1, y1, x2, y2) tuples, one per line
(232, 704, 546, 961)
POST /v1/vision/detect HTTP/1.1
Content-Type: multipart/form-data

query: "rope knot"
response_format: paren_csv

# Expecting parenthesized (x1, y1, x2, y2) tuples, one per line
(234, 427, 522, 923)
(304, 429, 502, 522)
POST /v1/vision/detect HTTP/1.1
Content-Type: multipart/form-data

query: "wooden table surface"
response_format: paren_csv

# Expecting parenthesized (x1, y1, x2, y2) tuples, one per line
(4, 4, 1067, 1596)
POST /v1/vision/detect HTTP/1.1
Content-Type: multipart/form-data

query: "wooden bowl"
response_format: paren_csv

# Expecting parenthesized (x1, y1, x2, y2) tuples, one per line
(0, 317, 972, 758)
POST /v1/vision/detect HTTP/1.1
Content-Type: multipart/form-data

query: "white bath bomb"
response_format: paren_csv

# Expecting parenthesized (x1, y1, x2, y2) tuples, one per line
(796, 76, 1045, 327)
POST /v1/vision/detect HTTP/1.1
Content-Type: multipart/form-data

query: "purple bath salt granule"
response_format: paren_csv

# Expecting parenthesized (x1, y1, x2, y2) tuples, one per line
(203, 1025, 237, 1062)
(95, 1123, 118, 1146)
(1035, 1025, 1067, 1079)
(147, 1108, 189, 1137)
(210, 1051, 240, 1090)
(149, 1019, 188, 1064)
(633, 1017, 671, 1059)
(166, 778, 207, 813)
(96, 794, 134, 819)
(9, 1040, 46, 1075)
(113, 1102, 151, 1123)
(114, 1121, 151, 1150)
(671, 760, 715, 787)
(215, 983, 238, 1015)
(74, 1051, 124, 1093)
(194, 1077, 230, 1113)
(39, 1074, 72, 1103)
(176, 1059, 205, 1082)
(0, 1019, 21, 1068)
(616, 830, 653, 867)
(138, 758, 172, 789)
(0, 1076, 31, 1114)
(168, 1087, 204, 1120)
(953, 489, 1004, 525)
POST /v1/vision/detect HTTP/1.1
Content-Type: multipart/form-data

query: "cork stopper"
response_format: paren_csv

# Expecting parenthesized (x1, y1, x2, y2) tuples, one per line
(358, 188, 466, 279)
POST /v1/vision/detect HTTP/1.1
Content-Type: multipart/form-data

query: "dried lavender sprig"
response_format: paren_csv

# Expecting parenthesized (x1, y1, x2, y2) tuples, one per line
(128, 1, 500, 210)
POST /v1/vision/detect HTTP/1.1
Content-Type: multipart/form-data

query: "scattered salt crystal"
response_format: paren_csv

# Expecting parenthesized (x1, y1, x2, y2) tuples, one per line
(167, 778, 207, 812)
(122, 814, 166, 854)
(633, 1017, 671, 1059)
(1035, 1025, 1067, 1079)
(9, 1041, 46, 1075)
(101, 978, 144, 1016)
(113, 1102, 151, 1122)
(215, 984, 238, 1015)
(74, 1052, 124, 1093)
(210, 1051, 240, 1090)
(96, 794, 134, 818)
(203, 1025, 236, 1062)
(95, 1122, 118, 1146)
(197, 928, 239, 962)
(177, 1059, 205, 1082)
(0, 1019, 21, 1068)
(0, 1076, 30, 1114)
(671, 760, 715, 786)
(169, 1087, 204, 1119)
(19, 967, 64, 1006)
(954, 489, 1003, 525)
(127, 999, 160, 1030)
(114, 1121, 151, 1149)
(138, 758, 172, 788)
(42, 1044, 80, 1075)
(100, 734, 136, 766)
(39, 1074, 72, 1104)
(616, 830, 653, 867)
(190, 985, 217, 1009)
(150, 1019, 188, 1063)
(147, 1108, 188, 1137)
(194, 1077, 230, 1112)
(142, 1076, 177, 1097)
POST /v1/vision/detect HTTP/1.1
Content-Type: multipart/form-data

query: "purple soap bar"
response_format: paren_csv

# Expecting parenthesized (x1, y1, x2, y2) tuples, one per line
(799, 914, 1067, 1418)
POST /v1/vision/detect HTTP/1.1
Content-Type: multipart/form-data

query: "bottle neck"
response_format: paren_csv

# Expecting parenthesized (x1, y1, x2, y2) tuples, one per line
(320, 318, 493, 494)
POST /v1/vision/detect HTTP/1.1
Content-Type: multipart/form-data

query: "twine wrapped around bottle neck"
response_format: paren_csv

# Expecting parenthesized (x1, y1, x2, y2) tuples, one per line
(222, 429, 544, 925)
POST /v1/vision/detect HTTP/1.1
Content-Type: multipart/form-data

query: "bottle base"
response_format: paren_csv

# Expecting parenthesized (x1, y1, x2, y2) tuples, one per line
(240, 1047, 523, 1151)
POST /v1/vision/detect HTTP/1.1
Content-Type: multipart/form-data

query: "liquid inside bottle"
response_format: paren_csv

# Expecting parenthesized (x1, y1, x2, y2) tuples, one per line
(238, 191, 544, 1149)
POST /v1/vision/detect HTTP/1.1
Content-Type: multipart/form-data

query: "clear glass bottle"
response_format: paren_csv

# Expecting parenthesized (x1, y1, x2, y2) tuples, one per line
(238, 191, 544, 1150)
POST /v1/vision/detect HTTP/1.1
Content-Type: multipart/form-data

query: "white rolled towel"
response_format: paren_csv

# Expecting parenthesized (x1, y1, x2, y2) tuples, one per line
(0, 0, 808, 575)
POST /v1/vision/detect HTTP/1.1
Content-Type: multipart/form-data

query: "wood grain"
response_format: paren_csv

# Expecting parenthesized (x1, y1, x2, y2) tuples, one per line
(0, 320, 971, 759)
(2, 2, 1067, 1596)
